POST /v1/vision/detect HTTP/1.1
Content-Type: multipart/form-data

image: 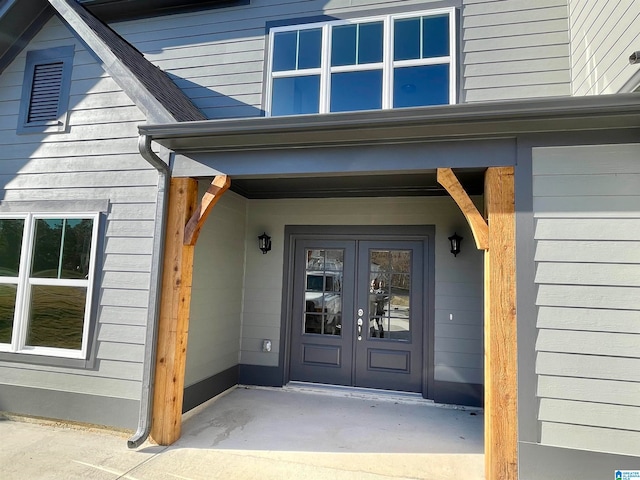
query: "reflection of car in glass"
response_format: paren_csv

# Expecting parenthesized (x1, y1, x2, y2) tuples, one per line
(305, 271, 342, 335)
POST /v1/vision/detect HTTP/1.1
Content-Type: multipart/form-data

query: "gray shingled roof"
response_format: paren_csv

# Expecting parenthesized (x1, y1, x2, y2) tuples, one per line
(49, 0, 206, 123)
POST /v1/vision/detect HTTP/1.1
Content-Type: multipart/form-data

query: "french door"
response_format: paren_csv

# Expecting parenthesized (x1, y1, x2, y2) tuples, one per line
(289, 238, 424, 393)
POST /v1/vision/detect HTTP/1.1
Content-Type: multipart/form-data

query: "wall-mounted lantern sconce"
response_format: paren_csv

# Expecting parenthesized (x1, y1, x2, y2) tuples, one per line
(448, 232, 463, 257)
(258, 232, 271, 254)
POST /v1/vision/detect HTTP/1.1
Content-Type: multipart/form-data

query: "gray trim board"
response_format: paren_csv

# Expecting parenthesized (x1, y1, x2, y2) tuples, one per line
(182, 365, 239, 413)
(519, 442, 640, 479)
(239, 365, 282, 387)
(432, 381, 483, 407)
(0, 384, 138, 429)
(173, 139, 513, 178)
(0, 199, 110, 213)
(514, 141, 538, 444)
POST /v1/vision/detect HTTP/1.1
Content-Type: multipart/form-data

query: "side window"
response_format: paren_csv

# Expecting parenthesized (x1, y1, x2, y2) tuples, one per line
(0, 214, 99, 359)
(17, 45, 75, 134)
(267, 9, 456, 116)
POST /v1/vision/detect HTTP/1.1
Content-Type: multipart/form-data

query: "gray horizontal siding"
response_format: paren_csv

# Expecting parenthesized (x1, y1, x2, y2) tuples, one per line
(462, 0, 571, 102)
(532, 144, 640, 457)
(569, 0, 640, 94)
(0, 15, 154, 415)
(112, 0, 450, 119)
(537, 376, 640, 407)
(100, 0, 575, 121)
(540, 423, 640, 458)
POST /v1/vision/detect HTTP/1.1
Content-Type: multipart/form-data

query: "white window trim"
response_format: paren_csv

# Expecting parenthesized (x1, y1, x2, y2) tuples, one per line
(265, 7, 457, 117)
(0, 213, 100, 359)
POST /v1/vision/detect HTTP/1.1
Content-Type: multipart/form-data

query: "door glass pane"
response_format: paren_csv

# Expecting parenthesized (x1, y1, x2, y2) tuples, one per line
(0, 219, 24, 277)
(389, 274, 410, 340)
(0, 284, 17, 344)
(393, 64, 449, 108)
(26, 284, 86, 350)
(330, 70, 382, 112)
(272, 75, 320, 116)
(304, 249, 343, 335)
(368, 250, 411, 341)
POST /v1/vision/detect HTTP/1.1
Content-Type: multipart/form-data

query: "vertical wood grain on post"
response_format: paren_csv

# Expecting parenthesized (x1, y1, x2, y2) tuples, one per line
(484, 167, 517, 479)
(151, 177, 198, 445)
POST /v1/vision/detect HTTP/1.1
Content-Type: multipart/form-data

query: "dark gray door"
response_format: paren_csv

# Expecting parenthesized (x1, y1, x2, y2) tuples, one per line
(354, 240, 423, 392)
(289, 238, 424, 393)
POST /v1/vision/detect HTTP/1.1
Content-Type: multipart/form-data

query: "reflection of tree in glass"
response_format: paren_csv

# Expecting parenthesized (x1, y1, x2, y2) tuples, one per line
(0, 219, 24, 276)
(370, 251, 410, 277)
(0, 286, 17, 343)
(32, 219, 93, 279)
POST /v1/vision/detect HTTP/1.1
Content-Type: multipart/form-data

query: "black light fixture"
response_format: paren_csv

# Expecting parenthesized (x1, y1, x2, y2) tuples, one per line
(258, 232, 271, 254)
(448, 232, 463, 257)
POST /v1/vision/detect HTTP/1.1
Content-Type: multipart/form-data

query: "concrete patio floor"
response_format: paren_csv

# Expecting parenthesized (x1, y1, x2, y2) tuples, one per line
(0, 385, 484, 479)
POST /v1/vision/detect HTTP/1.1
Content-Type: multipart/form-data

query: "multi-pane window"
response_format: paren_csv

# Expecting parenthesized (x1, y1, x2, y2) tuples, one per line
(267, 9, 456, 116)
(0, 214, 99, 359)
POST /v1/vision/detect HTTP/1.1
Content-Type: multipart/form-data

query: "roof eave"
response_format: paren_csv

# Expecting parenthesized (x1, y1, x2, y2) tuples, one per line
(138, 94, 640, 153)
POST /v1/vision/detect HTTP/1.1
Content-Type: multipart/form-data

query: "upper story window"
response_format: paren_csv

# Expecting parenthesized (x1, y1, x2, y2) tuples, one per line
(17, 45, 75, 134)
(0, 214, 99, 359)
(267, 9, 456, 117)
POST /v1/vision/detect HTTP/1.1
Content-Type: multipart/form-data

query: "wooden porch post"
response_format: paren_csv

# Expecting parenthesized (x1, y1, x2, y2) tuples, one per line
(484, 166, 517, 479)
(151, 177, 198, 445)
(151, 176, 230, 445)
(438, 167, 517, 479)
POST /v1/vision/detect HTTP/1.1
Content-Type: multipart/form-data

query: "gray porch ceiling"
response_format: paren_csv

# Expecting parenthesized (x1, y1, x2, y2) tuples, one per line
(229, 170, 486, 199)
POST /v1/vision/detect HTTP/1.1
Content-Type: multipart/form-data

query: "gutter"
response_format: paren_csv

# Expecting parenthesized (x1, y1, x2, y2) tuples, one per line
(127, 134, 170, 449)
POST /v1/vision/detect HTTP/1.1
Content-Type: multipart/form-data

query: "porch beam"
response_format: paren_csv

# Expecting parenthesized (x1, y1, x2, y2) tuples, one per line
(184, 175, 231, 246)
(436, 168, 488, 250)
(151, 177, 198, 445)
(484, 167, 517, 479)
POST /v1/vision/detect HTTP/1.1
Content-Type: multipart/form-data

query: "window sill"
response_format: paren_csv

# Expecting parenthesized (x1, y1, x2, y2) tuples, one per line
(0, 350, 95, 369)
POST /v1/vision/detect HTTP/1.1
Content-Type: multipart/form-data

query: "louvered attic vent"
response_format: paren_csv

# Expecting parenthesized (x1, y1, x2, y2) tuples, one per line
(27, 62, 64, 124)
(18, 46, 74, 134)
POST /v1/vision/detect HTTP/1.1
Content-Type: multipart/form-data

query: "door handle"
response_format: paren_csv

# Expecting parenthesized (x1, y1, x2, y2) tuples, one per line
(357, 317, 363, 340)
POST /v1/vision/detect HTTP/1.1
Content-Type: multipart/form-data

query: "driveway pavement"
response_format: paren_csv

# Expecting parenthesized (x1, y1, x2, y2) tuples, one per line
(0, 385, 484, 479)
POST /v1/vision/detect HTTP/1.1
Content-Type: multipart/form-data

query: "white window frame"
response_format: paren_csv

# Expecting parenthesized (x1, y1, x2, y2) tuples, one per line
(266, 7, 457, 116)
(0, 213, 100, 359)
